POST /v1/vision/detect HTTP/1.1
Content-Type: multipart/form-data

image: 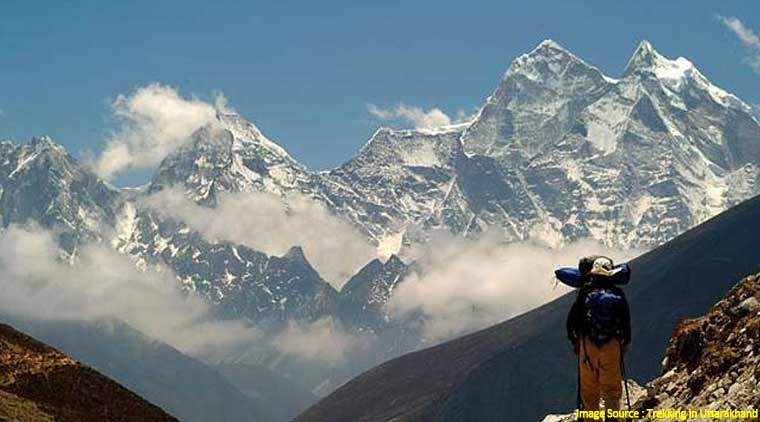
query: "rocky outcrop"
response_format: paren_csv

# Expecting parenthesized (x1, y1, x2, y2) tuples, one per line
(634, 272, 760, 419)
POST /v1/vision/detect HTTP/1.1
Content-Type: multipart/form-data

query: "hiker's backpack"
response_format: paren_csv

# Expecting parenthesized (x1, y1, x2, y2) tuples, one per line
(582, 287, 625, 345)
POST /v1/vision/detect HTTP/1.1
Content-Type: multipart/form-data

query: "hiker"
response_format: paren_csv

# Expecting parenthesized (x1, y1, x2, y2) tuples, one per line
(566, 256, 631, 421)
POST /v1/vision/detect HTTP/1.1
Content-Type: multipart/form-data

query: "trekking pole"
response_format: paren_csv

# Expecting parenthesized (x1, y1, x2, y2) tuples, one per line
(620, 348, 632, 422)
(576, 353, 582, 422)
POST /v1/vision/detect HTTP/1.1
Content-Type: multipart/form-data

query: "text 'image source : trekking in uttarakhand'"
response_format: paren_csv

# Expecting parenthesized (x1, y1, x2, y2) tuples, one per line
(2, 1, 760, 422)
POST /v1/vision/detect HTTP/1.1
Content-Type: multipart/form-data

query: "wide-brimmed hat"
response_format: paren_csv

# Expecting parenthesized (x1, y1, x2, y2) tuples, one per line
(589, 257, 617, 277)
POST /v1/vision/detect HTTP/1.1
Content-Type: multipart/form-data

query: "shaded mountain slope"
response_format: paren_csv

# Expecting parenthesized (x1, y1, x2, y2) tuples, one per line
(337, 255, 409, 332)
(0, 322, 177, 422)
(296, 193, 760, 422)
(216, 363, 318, 422)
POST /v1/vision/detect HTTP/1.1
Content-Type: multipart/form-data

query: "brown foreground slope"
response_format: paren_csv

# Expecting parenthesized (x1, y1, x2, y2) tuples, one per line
(0, 322, 177, 422)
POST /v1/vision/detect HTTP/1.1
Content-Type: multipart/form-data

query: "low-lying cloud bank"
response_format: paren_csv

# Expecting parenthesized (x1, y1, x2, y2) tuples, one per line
(0, 221, 641, 367)
(0, 225, 366, 365)
(142, 188, 377, 288)
(389, 230, 640, 342)
(0, 225, 258, 358)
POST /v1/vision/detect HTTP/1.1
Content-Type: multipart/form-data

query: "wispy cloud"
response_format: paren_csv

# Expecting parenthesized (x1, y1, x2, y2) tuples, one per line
(718, 15, 760, 74)
(93, 83, 220, 179)
(368, 103, 473, 130)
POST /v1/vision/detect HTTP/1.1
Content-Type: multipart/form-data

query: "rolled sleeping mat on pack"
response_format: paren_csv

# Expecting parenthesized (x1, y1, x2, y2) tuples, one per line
(554, 262, 631, 288)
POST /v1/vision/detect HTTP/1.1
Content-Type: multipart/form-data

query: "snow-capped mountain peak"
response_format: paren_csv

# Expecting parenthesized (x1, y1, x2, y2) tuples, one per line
(464, 40, 614, 156)
(0, 137, 120, 251)
(625, 40, 699, 82)
(623, 40, 659, 72)
(143, 39, 760, 254)
(622, 41, 753, 113)
(29, 135, 66, 152)
(623, 40, 705, 86)
(506, 39, 612, 84)
(521, 39, 579, 63)
(149, 111, 314, 204)
(215, 111, 295, 160)
(1, 39, 759, 398)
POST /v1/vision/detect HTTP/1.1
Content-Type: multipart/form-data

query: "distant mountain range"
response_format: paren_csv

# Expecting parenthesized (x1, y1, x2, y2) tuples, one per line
(3, 39, 757, 321)
(0, 39, 759, 420)
(117, 38, 760, 329)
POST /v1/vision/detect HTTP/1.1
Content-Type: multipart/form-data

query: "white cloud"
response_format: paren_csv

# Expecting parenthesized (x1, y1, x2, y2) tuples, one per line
(368, 103, 456, 129)
(142, 188, 377, 288)
(718, 15, 760, 74)
(388, 230, 640, 342)
(94, 83, 219, 179)
(0, 224, 260, 359)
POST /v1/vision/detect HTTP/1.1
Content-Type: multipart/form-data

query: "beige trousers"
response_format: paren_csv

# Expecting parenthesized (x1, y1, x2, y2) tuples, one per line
(579, 338, 622, 421)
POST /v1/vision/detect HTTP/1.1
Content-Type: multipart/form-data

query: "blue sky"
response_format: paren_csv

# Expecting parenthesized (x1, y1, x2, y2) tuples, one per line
(1, 0, 759, 185)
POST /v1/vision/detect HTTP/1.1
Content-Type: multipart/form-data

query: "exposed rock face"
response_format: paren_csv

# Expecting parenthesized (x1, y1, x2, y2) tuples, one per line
(0, 137, 120, 251)
(458, 40, 760, 248)
(634, 272, 760, 419)
(326, 126, 471, 241)
(464, 39, 613, 158)
(149, 113, 319, 206)
(113, 205, 340, 324)
(337, 255, 409, 331)
(0, 323, 177, 422)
